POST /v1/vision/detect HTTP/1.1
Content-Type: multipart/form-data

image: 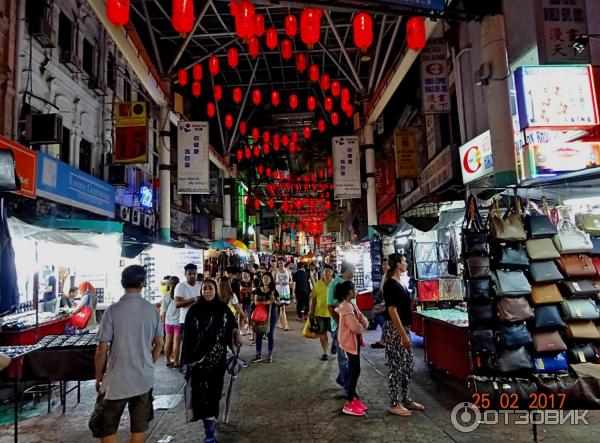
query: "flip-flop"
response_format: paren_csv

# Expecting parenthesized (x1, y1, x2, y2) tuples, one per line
(406, 402, 425, 411)
(389, 406, 412, 417)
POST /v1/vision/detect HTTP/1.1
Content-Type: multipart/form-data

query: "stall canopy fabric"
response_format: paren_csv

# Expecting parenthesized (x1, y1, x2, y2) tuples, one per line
(0, 201, 19, 314)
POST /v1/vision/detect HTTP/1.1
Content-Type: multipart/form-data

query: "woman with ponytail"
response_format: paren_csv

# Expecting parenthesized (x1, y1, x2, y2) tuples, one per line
(71, 281, 97, 330)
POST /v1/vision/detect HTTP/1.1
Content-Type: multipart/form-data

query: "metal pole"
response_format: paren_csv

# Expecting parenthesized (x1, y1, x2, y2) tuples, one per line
(159, 103, 171, 242)
(141, 0, 164, 74)
(178, 39, 239, 74)
(168, 0, 212, 73)
(210, 74, 228, 155)
(368, 16, 387, 94)
(373, 17, 401, 94)
(363, 123, 377, 226)
(317, 42, 361, 93)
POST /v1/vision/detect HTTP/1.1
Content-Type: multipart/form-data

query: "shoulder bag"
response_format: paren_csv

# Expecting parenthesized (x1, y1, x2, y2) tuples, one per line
(489, 200, 527, 242)
(525, 238, 560, 261)
(497, 297, 534, 322)
(497, 347, 533, 373)
(560, 299, 600, 321)
(532, 331, 567, 353)
(591, 237, 600, 255)
(530, 283, 564, 305)
(462, 195, 489, 256)
(526, 200, 558, 238)
(468, 304, 494, 328)
(470, 329, 496, 356)
(529, 261, 563, 283)
(534, 305, 566, 330)
(466, 279, 491, 302)
(498, 243, 529, 268)
(558, 280, 600, 299)
(532, 352, 568, 374)
(467, 256, 490, 279)
(493, 270, 531, 297)
(567, 344, 599, 364)
(556, 254, 597, 278)
(564, 321, 600, 341)
(467, 375, 536, 409)
(498, 322, 532, 349)
(553, 219, 594, 254)
(577, 213, 600, 235)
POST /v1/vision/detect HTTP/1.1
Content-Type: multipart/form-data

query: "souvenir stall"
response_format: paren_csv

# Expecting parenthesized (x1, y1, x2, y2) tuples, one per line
(336, 241, 373, 311)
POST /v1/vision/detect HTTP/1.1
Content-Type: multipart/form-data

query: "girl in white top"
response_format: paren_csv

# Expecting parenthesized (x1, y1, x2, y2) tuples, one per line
(275, 259, 291, 331)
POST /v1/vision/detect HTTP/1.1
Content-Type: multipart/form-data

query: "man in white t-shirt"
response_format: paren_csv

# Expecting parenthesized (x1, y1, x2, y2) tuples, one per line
(175, 263, 202, 332)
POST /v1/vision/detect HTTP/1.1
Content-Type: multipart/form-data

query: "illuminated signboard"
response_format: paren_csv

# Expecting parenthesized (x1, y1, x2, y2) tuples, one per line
(458, 130, 493, 184)
(385, 0, 445, 11)
(519, 142, 600, 180)
(514, 65, 598, 131)
(139, 183, 153, 209)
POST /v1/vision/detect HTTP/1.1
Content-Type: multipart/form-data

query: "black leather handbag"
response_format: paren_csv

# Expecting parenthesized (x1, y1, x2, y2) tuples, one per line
(467, 375, 536, 409)
(526, 214, 558, 238)
(467, 256, 491, 279)
(463, 231, 489, 256)
(534, 305, 566, 330)
(498, 322, 532, 349)
(468, 304, 494, 328)
(470, 329, 496, 356)
(559, 280, 600, 299)
(466, 279, 491, 302)
(529, 261, 564, 283)
(567, 344, 599, 364)
(497, 347, 533, 373)
(498, 243, 529, 268)
(493, 270, 532, 297)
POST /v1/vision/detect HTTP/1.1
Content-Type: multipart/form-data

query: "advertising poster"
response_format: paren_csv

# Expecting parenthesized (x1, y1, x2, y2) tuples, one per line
(114, 101, 149, 163)
(332, 136, 361, 199)
(459, 130, 493, 184)
(394, 128, 419, 179)
(177, 121, 210, 194)
(420, 38, 450, 114)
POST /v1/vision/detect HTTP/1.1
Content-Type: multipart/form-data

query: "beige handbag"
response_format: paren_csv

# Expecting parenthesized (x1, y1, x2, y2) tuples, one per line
(564, 321, 600, 341)
(578, 214, 600, 235)
(525, 238, 560, 261)
(489, 198, 527, 242)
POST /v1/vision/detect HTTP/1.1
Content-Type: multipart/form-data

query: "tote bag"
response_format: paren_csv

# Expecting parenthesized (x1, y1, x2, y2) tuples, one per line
(70, 293, 93, 329)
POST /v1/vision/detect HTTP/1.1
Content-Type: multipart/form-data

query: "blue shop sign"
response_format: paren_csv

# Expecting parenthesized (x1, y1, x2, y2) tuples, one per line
(139, 183, 153, 209)
(36, 152, 116, 218)
(386, 0, 445, 12)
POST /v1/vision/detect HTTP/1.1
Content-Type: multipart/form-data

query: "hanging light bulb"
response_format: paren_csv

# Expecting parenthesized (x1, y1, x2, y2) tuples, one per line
(300, 8, 322, 48)
(213, 85, 223, 102)
(207, 102, 216, 118)
(172, 0, 194, 35)
(281, 39, 293, 61)
(331, 80, 341, 97)
(248, 36, 260, 58)
(177, 68, 188, 86)
(227, 47, 239, 68)
(192, 81, 201, 97)
(252, 88, 262, 106)
(309, 64, 319, 82)
(266, 27, 278, 50)
(285, 14, 297, 38)
(209, 55, 220, 76)
(324, 96, 333, 112)
(353, 12, 373, 52)
(225, 114, 233, 128)
(295, 53, 307, 73)
(107, 0, 130, 26)
(233, 87, 243, 104)
(318, 119, 326, 133)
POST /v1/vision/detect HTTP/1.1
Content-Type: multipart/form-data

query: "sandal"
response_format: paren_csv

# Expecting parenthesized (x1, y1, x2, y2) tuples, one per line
(389, 406, 412, 417)
(406, 402, 425, 411)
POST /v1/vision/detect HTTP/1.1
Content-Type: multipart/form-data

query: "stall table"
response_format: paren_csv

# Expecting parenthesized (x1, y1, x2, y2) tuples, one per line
(0, 317, 71, 346)
(415, 309, 470, 381)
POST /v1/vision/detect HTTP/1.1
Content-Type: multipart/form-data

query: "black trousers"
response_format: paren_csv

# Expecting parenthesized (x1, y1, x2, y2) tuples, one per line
(295, 291, 309, 318)
(346, 336, 361, 401)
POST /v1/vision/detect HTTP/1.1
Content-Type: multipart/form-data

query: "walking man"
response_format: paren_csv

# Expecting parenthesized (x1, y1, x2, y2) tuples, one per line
(293, 262, 312, 321)
(175, 263, 202, 338)
(89, 265, 164, 443)
(308, 264, 334, 360)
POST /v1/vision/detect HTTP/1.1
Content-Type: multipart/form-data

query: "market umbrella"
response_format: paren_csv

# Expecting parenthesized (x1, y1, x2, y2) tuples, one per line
(225, 239, 249, 253)
(209, 239, 235, 250)
(224, 342, 244, 423)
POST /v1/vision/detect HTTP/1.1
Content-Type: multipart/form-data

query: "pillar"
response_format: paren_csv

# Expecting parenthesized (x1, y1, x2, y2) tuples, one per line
(363, 123, 377, 226)
(481, 14, 517, 187)
(158, 103, 171, 242)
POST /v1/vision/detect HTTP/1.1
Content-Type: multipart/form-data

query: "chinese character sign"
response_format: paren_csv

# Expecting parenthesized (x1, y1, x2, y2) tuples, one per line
(332, 136, 361, 199)
(177, 122, 210, 194)
(394, 128, 419, 179)
(538, 0, 589, 64)
(420, 38, 450, 114)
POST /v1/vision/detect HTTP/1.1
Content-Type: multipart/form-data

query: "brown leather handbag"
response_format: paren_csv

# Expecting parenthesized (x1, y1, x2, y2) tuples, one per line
(533, 331, 568, 353)
(530, 283, 564, 305)
(497, 297, 534, 322)
(564, 321, 600, 341)
(490, 212, 527, 242)
(557, 254, 597, 278)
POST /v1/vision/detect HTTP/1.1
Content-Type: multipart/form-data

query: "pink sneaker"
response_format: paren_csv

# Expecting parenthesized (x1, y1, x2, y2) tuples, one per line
(342, 401, 366, 416)
(352, 398, 368, 411)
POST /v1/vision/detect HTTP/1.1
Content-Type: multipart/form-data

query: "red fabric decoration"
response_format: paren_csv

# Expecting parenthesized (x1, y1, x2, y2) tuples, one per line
(107, 0, 130, 26)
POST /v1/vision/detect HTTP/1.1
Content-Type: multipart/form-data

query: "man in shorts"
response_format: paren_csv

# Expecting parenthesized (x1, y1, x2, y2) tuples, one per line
(89, 265, 163, 443)
(309, 264, 334, 360)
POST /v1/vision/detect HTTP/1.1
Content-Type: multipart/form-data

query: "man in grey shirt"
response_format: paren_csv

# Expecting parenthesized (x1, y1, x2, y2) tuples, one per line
(89, 265, 164, 443)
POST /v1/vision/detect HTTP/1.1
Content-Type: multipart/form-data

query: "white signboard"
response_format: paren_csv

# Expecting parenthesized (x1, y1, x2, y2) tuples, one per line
(332, 136, 361, 200)
(420, 38, 450, 114)
(459, 130, 493, 184)
(177, 121, 209, 194)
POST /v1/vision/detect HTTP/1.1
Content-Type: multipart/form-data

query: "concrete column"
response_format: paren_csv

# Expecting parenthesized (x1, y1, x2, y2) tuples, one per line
(223, 193, 232, 227)
(480, 14, 517, 187)
(363, 123, 377, 227)
(254, 212, 261, 252)
(158, 103, 171, 242)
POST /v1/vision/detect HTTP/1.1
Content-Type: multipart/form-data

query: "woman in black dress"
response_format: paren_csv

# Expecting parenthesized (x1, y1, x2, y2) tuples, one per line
(181, 278, 242, 443)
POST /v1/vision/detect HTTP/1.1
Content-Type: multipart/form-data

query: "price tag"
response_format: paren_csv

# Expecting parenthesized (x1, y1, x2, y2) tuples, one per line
(536, 358, 545, 370)
(575, 306, 583, 317)
(578, 351, 586, 362)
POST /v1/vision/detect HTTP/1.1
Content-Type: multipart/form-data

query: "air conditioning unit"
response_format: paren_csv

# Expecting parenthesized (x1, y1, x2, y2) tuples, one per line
(108, 165, 127, 186)
(26, 0, 55, 48)
(59, 50, 82, 73)
(25, 113, 63, 144)
(119, 205, 131, 222)
(131, 208, 141, 226)
(143, 213, 155, 230)
(88, 77, 107, 96)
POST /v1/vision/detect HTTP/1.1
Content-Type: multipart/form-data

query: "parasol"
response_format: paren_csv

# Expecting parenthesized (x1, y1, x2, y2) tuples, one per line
(225, 239, 249, 253)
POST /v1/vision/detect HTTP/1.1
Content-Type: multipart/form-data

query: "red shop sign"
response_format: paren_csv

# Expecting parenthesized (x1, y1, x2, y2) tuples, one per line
(0, 135, 37, 198)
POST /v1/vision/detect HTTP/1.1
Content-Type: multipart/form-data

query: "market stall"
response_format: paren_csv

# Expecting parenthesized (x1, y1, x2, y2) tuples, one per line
(337, 241, 373, 310)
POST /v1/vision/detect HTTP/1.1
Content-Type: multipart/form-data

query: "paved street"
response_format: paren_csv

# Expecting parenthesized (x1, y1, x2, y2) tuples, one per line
(1, 307, 599, 442)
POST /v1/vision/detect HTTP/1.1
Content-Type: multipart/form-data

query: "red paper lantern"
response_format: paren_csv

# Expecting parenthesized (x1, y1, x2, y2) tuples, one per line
(318, 119, 326, 133)
(353, 12, 373, 52)
(289, 93, 298, 110)
(254, 198, 261, 209)
(107, 0, 130, 26)
(177, 68, 188, 86)
(344, 103, 354, 118)
(318, 169, 325, 179)
(331, 80, 341, 97)
(266, 28, 278, 50)
(268, 198, 275, 209)
(236, 149, 243, 162)
(295, 53, 307, 73)
(273, 134, 281, 151)
(309, 64, 319, 82)
(271, 90, 280, 107)
(230, 0, 240, 17)
(209, 55, 219, 76)
(235, 1, 255, 40)
(207, 102, 216, 118)
(341, 87, 350, 104)
(320, 73, 330, 91)
(192, 81, 201, 97)
(325, 201, 331, 210)
(252, 88, 262, 106)
(192, 64, 202, 81)
(331, 111, 339, 126)
(282, 134, 289, 147)
(291, 131, 299, 143)
(282, 223, 287, 231)
(248, 36, 260, 58)
(406, 17, 427, 51)
(263, 130, 271, 143)
(300, 8, 322, 48)
(324, 96, 333, 112)
(289, 142, 296, 153)
(228, 47, 239, 68)
(252, 127, 260, 141)
(307, 96, 316, 112)
(263, 142, 270, 155)
(233, 87, 243, 104)
(285, 14, 297, 37)
(172, 0, 194, 34)
(327, 167, 333, 175)
(254, 14, 265, 36)
(245, 146, 252, 159)
(257, 164, 264, 175)
(266, 167, 272, 177)
(240, 120, 247, 135)
(253, 146, 260, 158)
(213, 85, 223, 102)
(303, 125, 312, 140)
(281, 39, 293, 61)
(225, 114, 233, 129)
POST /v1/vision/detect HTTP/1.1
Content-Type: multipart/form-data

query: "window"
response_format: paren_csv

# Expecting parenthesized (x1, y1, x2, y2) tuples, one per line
(61, 127, 70, 164)
(82, 38, 94, 78)
(123, 71, 131, 102)
(58, 11, 72, 55)
(107, 53, 115, 90)
(79, 139, 92, 174)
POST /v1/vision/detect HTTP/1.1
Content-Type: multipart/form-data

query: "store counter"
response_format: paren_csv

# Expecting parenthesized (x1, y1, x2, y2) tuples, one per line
(415, 309, 470, 381)
(0, 316, 71, 346)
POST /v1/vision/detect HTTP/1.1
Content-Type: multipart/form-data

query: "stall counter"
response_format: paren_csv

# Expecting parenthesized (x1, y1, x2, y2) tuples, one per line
(0, 316, 71, 346)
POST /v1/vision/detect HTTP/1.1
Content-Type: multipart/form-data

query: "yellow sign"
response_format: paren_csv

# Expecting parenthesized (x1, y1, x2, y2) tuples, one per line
(114, 102, 148, 164)
(394, 128, 419, 179)
(115, 102, 147, 127)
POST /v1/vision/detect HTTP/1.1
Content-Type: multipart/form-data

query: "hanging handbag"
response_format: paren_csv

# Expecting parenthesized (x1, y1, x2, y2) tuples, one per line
(525, 238, 560, 261)
(439, 278, 463, 301)
(470, 329, 496, 356)
(466, 279, 491, 302)
(490, 211, 527, 242)
(558, 280, 600, 299)
(462, 195, 488, 256)
(564, 321, 600, 341)
(467, 256, 490, 279)
(497, 297, 534, 322)
(530, 283, 564, 305)
(417, 280, 440, 302)
(497, 347, 533, 373)
(577, 213, 600, 235)
(567, 343, 599, 364)
(468, 304, 494, 327)
(417, 261, 439, 280)
(560, 299, 600, 321)
(591, 237, 600, 255)
(251, 303, 268, 323)
(498, 243, 529, 268)
(70, 293, 93, 329)
(593, 257, 600, 275)
(493, 270, 531, 297)
(556, 254, 597, 278)
(553, 219, 594, 254)
(529, 261, 564, 283)
(534, 305, 566, 330)
(526, 199, 558, 238)
(498, 322, 532, 349)
(532, 352, 568, 374)
(532, 331, 567, 353)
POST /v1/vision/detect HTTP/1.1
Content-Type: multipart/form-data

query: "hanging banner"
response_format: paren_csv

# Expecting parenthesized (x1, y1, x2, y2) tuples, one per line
(177, 121, 209, 194)
(0, 136, 37, 199)
(420, 38, 450, 114)
(537, 0, 589, 64)
(332, 136, 361, 200)
(114, 101, 148, 163)
(375, 153, 398, 225)
(394, 128, 419, 179)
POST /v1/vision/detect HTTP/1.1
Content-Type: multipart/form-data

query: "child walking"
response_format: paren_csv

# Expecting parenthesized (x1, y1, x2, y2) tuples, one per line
(334, 280, 369, 416)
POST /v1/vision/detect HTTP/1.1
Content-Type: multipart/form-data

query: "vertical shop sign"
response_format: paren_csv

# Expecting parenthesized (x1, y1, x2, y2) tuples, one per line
(332, 136, 361, 199)
(425, 114, 438, 160)
(0, 136, 37, 198)
(375, 154, 398, 225)
(394, 128, 419, 179)
(114, 102, 149, 163)
(537, 0, 589, 64)
(420, 38, 450, 114)
(177, 121, 210, 194)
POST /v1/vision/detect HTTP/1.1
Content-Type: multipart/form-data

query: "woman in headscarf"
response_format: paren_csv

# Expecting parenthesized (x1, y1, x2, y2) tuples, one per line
(71, 281, 97, 330)
(181, 278, 242, 443)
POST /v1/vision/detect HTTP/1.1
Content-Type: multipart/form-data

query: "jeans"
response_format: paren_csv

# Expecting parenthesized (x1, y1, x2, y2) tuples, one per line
(346, 336, 361, 401)
(256, 307, 278, 356)
(332, 329, 349, 392)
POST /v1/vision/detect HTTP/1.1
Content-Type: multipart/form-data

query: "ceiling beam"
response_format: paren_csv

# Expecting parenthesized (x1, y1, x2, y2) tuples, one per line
(373, 16, 402, 95)
(367, 15, 386, 94)
(140, 0, 164, 74)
